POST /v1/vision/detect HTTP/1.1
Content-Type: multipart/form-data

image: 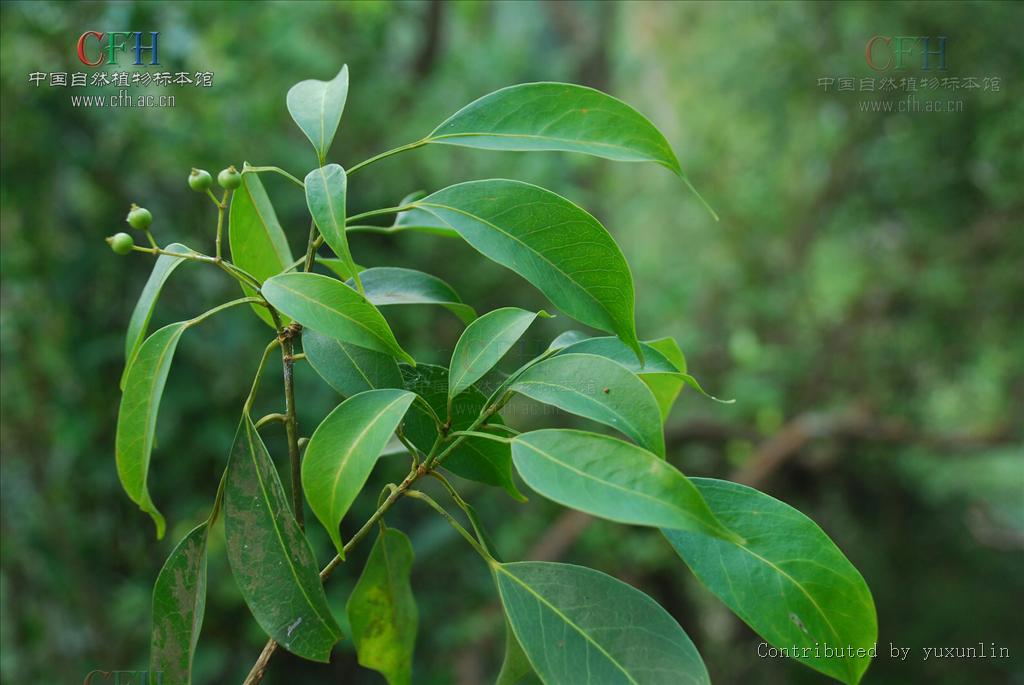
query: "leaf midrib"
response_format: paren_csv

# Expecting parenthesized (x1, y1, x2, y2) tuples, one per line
(243, 421, 338, 641)
(495, 565, 640, 685)
(514, 438, 706, 531)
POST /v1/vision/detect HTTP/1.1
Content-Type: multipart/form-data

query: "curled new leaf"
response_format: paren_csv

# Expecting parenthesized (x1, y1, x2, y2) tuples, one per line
(664, 479, 877, 685)
(302, 389, 417, 556)
(414, 180, 641, 359)
(495, 561, 710, 685)
(224, 416, 342, 661)
(116, 321, 188, 538)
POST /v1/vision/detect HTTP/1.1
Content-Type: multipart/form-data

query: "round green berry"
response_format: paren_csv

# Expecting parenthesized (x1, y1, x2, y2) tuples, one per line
(218, 166, 242, 190)
(126, 204, 152, 230)
(188, 168, 213, 192)
(110, 232, 134, 255)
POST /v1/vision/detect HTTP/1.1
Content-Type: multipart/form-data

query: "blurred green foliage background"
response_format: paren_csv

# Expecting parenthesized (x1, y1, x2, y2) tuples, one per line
(1, 1, 1021, 683)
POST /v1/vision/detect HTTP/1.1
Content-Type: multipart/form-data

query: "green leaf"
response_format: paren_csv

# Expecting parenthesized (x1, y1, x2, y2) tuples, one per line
(304, 328, 403, 397)
(511, 429, 730, 538)
(557, 336, 677, 373)
(664, 479, 877, 685)
(355, 267, 476, 324)
(555, 336, 692, 418)
(262, 272, 414, 365)
(449, 307, 546, 401)
(545, 329, 589, 352)
(427, 83, 683, 174)
(305, 164, 359, 280)
(302, 389, 417, 556)
(346, 527, 418, 685)
(224, 416, 342, 661)
(402, 364, 525, 501)
(495, 619, 540, 685)
(150, 523, 208, 685)
(646, 336, 687, 373)
(495, 561, 709, 685)
(287, 64, 349, 162)
(510, 353, 665, 456)
(414, 180, 640, 358)
(230, 172, 294, 327)
(116, 321, 188, 538)
(121, 242, 192, 390)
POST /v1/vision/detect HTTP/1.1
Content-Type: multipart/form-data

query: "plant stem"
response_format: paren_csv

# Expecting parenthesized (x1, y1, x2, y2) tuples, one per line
(215, 189, 230, 261)
(242, 164, 306, 189)
(346, 139, 429, 176)
(345, 204, 416, 225)
(268, 308, 304, 529)
(243, 339, 281, 415)
(302, 219, 318, 272)
(253, 412, 287, 430)
(405, 490, 493, 561)
(187, 296, 263, 328)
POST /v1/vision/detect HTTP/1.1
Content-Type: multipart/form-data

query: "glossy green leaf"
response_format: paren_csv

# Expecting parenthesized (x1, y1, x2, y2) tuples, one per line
(512, 430, 730, 538)
(402, 364, 524, 501)
(556, 336, 693, 418)
(224, 416, 341, 661)
(557, 336, 677, 373)
(545, 329, 589, 352)
(287, 64, 349, 162)
(302, 389, 416, 556)
(262, 272, 414, 365)
(511, 353, 665, 456)
(305, 164, 359, 280)
(116, 321, 188, 538)
(495, 561, 709, 685)
(346, 527, 418, 685)
(304, 328, 403, 397)
(414, 180, 640, 357)
(646, 336, 687, 372)
(427, 83, 683, 175)
(121, 242, 192, 390)
(664, 479, 877, 685)
(449, 307, 545, 401)
(354, 267, 476, 324)
(150, 522, 208, 685)
(230, 172, 294, 327)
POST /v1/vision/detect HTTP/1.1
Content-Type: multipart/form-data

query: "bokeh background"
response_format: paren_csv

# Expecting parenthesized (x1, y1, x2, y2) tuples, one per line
(1, 1, 1022, 683)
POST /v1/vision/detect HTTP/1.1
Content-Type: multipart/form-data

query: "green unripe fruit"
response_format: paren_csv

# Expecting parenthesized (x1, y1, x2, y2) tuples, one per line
(110, 232, 134, 255)
(126, 204, 152, 230)
(218, 165, 242, 190)
(189, 168, 213, 192)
